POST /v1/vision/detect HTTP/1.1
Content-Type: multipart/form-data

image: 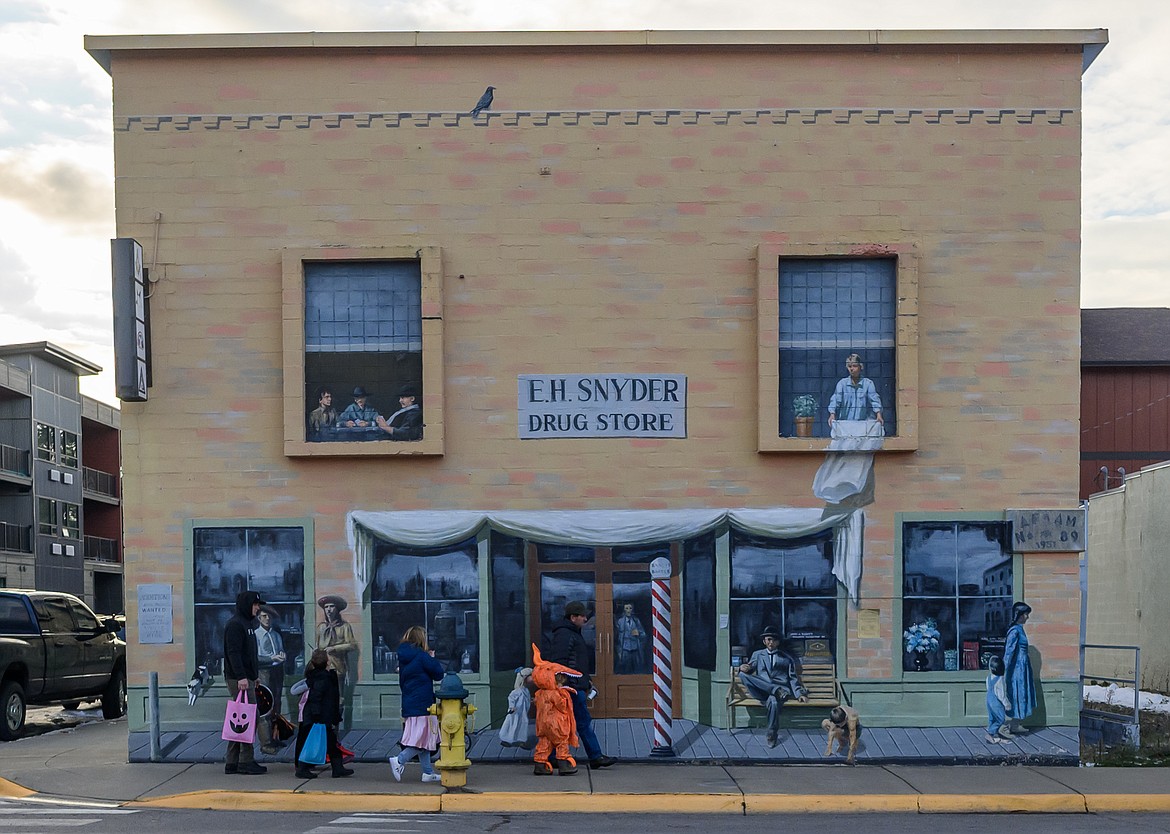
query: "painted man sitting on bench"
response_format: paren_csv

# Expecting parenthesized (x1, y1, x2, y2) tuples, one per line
(737, 625, 808, 747)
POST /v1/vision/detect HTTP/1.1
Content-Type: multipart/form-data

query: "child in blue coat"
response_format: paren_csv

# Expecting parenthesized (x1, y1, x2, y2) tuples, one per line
(389, 625, 444, 783)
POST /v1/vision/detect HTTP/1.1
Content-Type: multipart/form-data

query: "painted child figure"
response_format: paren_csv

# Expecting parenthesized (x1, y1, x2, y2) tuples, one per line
(530, 645, 580, 776)
(821, 705, 861, 764)
(498, 667, 533, 748)
(985, 656, 1012, 743)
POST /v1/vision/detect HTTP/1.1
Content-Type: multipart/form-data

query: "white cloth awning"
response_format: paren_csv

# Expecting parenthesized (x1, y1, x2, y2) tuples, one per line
(347, 506, 864, 604)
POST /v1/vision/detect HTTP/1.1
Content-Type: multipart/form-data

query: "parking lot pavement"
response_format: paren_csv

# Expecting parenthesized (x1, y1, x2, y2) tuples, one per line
(19, 704, 105, 739)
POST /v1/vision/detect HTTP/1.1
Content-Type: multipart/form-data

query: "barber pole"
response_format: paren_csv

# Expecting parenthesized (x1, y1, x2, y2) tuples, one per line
(649, 557, 676, 757)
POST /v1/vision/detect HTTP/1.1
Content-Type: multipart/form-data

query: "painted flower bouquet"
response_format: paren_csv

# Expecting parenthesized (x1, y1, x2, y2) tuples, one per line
(904, 619, 941, 654)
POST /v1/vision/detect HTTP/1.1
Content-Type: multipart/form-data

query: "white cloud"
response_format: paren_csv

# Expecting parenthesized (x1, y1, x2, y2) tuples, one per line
(0, 0, 1167, 408)
(1083, 215, 1170, 308)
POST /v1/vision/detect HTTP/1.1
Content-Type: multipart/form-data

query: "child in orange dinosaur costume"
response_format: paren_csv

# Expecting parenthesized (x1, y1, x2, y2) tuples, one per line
(530, 644, 581, 776)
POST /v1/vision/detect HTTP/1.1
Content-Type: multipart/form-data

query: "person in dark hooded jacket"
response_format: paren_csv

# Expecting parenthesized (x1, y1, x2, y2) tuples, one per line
(222, 589, 267, 775)
(545, 601, 615, 769)
(293, 649, 354, 779)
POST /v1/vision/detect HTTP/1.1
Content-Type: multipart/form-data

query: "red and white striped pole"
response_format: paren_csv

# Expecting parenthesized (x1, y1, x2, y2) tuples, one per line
(649, 556, 676, 757)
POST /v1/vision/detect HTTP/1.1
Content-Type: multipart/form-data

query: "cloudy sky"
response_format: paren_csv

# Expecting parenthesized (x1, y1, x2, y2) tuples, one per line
(0, 0, 1166, 404)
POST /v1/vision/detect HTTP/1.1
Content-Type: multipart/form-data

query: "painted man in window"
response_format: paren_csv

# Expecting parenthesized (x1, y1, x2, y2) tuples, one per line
(615, 603, 647, 674)
(307, 387, 337, 439)
(827, 353, 884, 428)
(376, 384, 424, 441)
(338, 386, 381, 427)
(737, 625, 808, 747)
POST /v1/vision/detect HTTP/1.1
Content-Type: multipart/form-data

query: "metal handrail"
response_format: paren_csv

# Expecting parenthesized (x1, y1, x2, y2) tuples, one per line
(83, 466, 118, 498)
(0, 443, 30, 476)
(1080, 642, 1141, 725)
(84, 535, 121, 563)
(0, 521, 33, 552)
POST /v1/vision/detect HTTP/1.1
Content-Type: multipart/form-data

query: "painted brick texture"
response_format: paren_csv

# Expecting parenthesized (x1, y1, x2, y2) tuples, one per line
(105, 42, 1084, 690)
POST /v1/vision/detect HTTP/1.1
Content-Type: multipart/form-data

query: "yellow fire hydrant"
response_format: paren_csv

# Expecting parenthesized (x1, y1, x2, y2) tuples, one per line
(428, 672, 476, 788)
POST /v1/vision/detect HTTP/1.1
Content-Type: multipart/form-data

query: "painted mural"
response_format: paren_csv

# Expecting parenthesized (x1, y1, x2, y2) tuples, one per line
(187, 339, 1045, 762)
(303, 260, 426, 444)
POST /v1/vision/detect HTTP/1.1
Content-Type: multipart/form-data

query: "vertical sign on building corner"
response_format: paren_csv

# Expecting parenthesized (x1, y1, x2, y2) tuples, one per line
(111, 238, 148, 401)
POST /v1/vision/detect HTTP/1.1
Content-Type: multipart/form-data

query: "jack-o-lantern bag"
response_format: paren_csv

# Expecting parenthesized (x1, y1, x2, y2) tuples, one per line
(221, 690, 258, 744)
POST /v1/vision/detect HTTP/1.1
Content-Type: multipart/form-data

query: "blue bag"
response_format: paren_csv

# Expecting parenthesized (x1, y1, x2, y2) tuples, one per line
(301, 723, 328, 766)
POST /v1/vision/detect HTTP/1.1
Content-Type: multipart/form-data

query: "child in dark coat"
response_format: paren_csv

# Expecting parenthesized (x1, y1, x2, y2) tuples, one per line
(293, 649, 354, 779)
(389, 625, 445, 783)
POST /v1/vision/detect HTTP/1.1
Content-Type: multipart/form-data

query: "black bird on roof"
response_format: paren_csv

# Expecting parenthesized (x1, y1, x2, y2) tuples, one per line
(470, 86, 495, 118)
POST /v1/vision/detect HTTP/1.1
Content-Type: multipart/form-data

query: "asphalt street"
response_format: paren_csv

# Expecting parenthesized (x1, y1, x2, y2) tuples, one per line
(3, 802, 1170, 834)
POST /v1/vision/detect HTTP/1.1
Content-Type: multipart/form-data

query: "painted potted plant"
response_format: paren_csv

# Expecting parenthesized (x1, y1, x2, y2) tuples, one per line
(903, 618, 941, 672)
(792, 394, 818, 437)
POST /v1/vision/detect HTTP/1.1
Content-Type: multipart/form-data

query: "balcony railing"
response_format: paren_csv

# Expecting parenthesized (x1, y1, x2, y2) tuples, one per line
(0, 444, 30, 477)
(84, 535, 121, 563)
(83, 466, 118, 499)
(0, 521, 32, 553)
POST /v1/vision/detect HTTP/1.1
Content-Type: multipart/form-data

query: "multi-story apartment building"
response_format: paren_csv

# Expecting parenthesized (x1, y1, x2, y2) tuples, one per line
(0, 343, 123, 614)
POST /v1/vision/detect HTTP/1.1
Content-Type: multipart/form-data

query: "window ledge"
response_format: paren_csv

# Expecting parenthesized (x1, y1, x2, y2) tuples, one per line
(285, 438, 443, 457)
(759, 436, 918, 453)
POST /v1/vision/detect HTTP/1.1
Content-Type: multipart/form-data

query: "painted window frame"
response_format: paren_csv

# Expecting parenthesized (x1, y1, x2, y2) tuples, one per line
(282, 246, 444, 457)
(368, 535, 482, 678)
(727, 528, 842, 660)
(893, 512, 1022, 682)
(757, 243, 919, 452)
(183, 518, 315, 675)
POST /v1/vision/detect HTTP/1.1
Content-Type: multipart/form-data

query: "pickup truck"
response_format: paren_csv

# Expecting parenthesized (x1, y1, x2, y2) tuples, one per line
(1, 589, 127, 741)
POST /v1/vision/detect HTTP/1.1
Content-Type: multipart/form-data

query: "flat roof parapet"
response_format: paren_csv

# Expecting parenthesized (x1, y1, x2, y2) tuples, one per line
(85, 28, 1108, 74)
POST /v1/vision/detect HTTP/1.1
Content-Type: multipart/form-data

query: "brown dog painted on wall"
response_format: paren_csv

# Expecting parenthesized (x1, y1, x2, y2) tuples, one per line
(822, 705, 862, 764)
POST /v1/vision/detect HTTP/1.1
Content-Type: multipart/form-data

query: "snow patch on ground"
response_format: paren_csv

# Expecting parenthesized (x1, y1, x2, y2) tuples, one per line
(1083, 683, 1170, 714)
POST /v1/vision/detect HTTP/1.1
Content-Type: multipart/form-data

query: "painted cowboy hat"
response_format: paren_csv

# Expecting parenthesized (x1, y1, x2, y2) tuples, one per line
(398, 383, 419, 398)
(258, 605, 281, 619)
(759, 625, 783, 640)
(317, 594, 348, 611)
(352, 386, 369, 398)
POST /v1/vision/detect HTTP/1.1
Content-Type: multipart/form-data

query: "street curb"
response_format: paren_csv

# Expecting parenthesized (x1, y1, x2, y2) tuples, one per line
(126, 790, 441, 813)
(746, 795, 919, 813)
(443, 792, 744, 814)
(1084, 794, 1170, 813)
(0, 777, 34, 799)
(916, 794, 1089, 814)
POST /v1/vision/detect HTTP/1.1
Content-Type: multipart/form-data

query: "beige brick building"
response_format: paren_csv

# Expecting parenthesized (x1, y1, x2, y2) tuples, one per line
(87, 29, 1103, 736)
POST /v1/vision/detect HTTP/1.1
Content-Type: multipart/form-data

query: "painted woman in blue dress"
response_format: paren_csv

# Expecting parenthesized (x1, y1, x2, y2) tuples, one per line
(1002, 602, 1036, 735)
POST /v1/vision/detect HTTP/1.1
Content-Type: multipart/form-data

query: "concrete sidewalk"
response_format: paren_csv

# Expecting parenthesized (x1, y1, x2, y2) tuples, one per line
(2, 719, 1168, 814)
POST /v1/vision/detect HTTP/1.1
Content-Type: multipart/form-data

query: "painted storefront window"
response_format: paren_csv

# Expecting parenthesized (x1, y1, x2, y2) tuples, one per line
(778, 258, 896, 438)
(490, 532, 527, 672)
(370, 538, 479, 674)
(729, 530, 836, 660)
(192, 526, 306, 677)
(682, 533, 717, 671)
(304, 260, 424, 443)
(902, 521, 1013, 673)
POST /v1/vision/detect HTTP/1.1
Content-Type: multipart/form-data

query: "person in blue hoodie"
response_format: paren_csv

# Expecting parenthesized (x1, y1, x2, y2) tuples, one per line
(389, 625, 444, 783)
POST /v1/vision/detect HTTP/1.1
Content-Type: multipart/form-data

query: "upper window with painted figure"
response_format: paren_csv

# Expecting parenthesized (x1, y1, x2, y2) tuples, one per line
(304, 261, 424, 444)
(778, 258, 897, 439)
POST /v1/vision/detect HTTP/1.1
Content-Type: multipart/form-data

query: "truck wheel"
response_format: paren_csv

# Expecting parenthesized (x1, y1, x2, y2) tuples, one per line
(101, 669, 126, 719)
(1, 681, 26, 741)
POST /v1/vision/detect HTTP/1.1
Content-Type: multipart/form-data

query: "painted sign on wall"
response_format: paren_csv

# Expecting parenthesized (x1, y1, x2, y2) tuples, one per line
(137, 583, 172, 644)
(1007, 508, 1087, 552)
(518, 374, 687, 438)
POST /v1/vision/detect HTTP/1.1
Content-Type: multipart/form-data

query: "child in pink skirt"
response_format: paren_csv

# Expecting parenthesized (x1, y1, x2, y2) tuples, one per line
(389, 625, 444, 783)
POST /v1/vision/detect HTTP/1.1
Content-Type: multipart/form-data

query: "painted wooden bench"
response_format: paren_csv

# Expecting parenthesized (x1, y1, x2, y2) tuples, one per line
(726, 652, 839, 728)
